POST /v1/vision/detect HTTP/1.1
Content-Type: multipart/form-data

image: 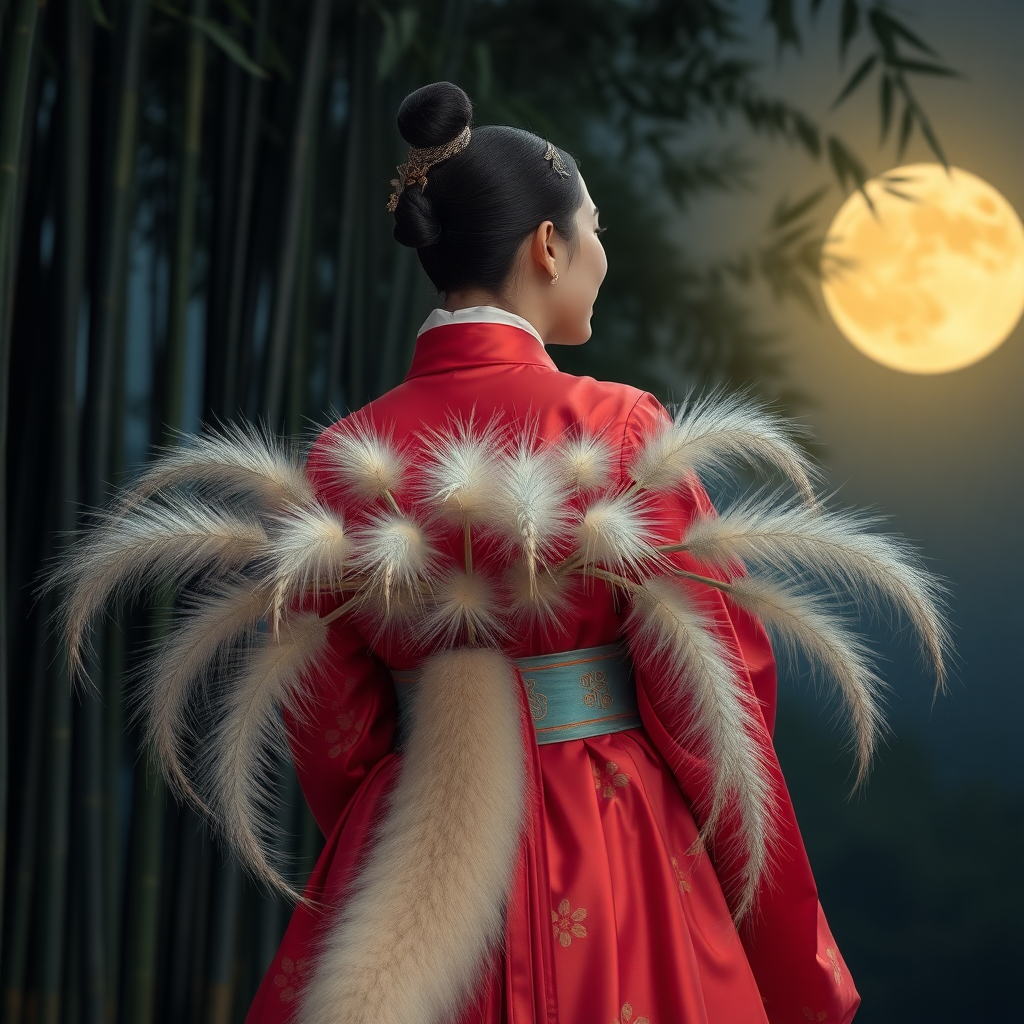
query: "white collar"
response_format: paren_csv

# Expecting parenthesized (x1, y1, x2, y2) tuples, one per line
(416, 305, 545, 347)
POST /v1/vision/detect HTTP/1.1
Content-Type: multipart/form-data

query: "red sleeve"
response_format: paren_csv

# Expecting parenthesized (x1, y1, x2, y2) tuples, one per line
(621, 392, 860, 1024)
(282, 429, 398, 837)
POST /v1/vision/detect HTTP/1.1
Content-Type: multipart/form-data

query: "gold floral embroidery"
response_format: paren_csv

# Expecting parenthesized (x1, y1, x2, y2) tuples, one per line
(593, 759, 630, 799)
(580, 669, 613, 709)
(825, 946, 842, 985)
(615, 1002, 650, 1024)
(551, 898, 587, 946)
(802, 1009, 827, 1022)
(274, 956, 310, 1003)
(670, 856, 692, 894)
(524, 677, 548, 722)
(325, 708, 362, 759)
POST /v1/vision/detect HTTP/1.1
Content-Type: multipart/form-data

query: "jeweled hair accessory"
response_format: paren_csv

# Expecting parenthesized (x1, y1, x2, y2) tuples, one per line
(386, 125, 472, 212)
(544, 140, 571, 179)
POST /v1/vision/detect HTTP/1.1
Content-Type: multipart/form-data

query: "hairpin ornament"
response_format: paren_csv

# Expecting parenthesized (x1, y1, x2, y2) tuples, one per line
(544, 141, 571, 179)
(387, 125, 472, 212)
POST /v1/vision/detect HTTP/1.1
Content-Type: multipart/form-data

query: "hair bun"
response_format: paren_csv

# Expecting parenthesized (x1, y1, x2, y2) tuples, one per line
(397, 81, 473, 148)
(393, 186, 441, 249)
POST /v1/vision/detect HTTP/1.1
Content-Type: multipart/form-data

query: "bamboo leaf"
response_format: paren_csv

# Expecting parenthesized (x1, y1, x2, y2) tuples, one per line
(187, 15, 268, 79)
(881, 184, 922, 203)
(882, 11, 940, 56)
(914, 106, 949, 168)
(867, 11, 895, 60)
(792, 113, 820, 157)
(831, 52, 877, 109)
(765, 0, 801, 53)
(840, 0, 860, 62)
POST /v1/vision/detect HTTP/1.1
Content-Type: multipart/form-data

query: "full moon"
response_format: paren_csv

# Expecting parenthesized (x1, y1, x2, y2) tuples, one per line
(820, 163, 1024, 374)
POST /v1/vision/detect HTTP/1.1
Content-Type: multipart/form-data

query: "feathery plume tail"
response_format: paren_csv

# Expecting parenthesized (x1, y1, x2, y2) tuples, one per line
(350, 512, 437, 626)
(419, 569, 506, 650)
(122, 422, 313, 511)
(682, 497, 951, 691)
(628, 389, 817, 503)
(321, 418, 408, 505)
(727, 576, 886, 787)
(492, 441, 572, 596)
(140, 579, 270, 809)
(264, 505, 350, 627)
(574, 492, 659, 576)
(626, 577, 774, 919)
(299, 647, 526, 1024)
(416, 415, 506, 527)
(50, 501, 269, 682)
(202, 611, 330, 900)
(555, 430, 614, 492)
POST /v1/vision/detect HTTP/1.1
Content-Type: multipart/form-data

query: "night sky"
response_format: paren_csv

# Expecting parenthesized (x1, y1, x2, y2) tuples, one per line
(678, 0, 1024, 787)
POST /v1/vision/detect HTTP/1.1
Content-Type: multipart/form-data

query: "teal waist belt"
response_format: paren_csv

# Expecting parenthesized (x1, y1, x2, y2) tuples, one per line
(390, 642, 641, 745)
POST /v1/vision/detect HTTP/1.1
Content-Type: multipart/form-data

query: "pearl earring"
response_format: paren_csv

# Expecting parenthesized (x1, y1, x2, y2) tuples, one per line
(551, 271, 559, 284)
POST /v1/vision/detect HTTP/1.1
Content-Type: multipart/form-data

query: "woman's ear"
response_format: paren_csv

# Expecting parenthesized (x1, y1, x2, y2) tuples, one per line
(527, 220, 558, 280)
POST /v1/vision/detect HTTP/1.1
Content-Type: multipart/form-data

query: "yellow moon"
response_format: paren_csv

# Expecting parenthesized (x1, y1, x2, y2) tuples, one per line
(820, 163, 1024, 373)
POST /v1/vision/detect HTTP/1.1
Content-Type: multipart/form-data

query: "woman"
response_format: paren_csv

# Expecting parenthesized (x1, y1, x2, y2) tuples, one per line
(56, 80, 943, 1024)
(242, 82, 865, 1024)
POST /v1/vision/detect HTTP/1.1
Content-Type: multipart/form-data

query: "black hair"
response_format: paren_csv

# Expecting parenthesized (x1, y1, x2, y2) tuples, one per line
(391, 82, 584, 294)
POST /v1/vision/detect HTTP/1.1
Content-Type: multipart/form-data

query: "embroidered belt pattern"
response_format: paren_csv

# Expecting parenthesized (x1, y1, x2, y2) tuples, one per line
(392, 642, 641, 746)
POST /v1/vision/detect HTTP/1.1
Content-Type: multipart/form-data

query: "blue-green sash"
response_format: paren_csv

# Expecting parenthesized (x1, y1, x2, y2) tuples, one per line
(390, 642, 641, 745)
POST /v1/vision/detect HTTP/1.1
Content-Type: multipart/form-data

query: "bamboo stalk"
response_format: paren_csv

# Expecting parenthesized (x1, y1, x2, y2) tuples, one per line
(54, 4, 109, 1020)
(263, 0, 331, 427)
(186, 829, 213, 1020)
(166, 808, 204, 1022)
(203, 39, 242, 420)
(36, 654, 74, 1024)
(203, 859, 242, 1024)
(358, 80, 383, 398)
(79, 7, 150, 1022)
(221, 0, 269, 416)
(120, 6, 210, 1016)
(120, 760, 166, 1024)
(286, 119, 317, 435)
(1, 598, 49, 1024)
(76, 697, 108, 1024)
(82, 0, 149, 500)
(326, 12, 367, 411)
(164, 0, 208, 442)
(0, 0, 41, 967)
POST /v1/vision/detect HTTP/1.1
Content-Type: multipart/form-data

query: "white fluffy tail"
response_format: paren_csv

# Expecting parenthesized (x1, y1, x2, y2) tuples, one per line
(298, 646, 526, 1024)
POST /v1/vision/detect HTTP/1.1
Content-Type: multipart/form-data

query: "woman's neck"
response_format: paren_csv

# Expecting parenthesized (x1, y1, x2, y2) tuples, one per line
(442, 288, 512, 315)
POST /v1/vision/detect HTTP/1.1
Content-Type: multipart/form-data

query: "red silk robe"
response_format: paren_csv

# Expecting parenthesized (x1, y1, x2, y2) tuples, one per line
(245, 320, 860, 1024)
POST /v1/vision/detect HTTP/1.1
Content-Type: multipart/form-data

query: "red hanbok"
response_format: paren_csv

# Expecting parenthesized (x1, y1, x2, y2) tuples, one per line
(245, 315, 860, 1024)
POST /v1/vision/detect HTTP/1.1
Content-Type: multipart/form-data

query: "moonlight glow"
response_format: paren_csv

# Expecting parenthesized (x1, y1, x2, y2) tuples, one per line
(820, 163, 1024, 374)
